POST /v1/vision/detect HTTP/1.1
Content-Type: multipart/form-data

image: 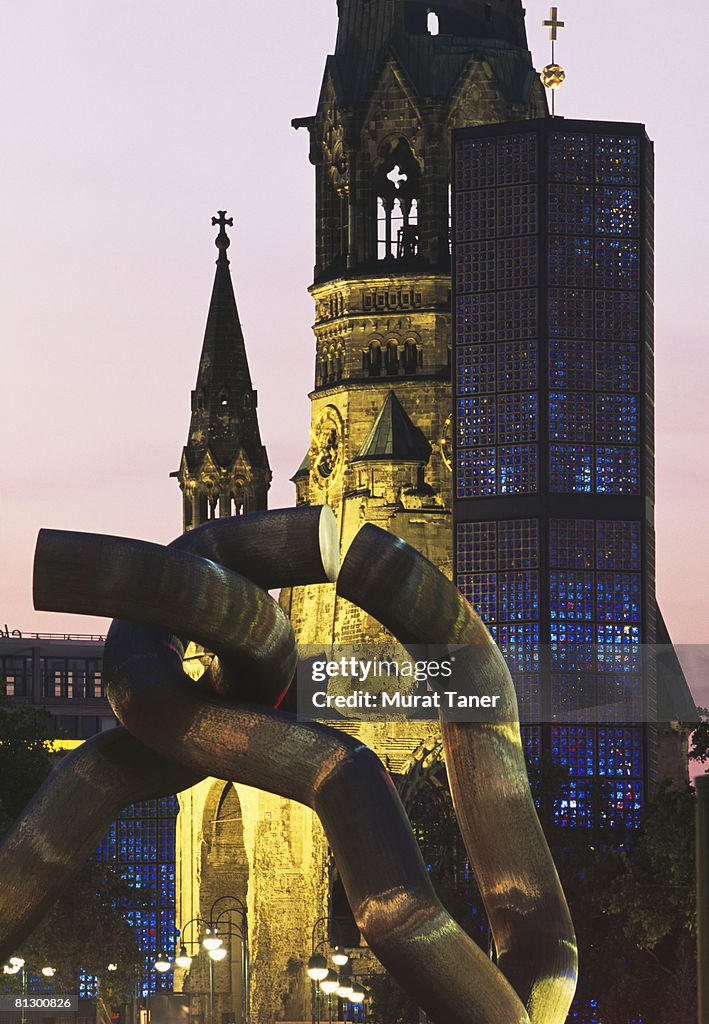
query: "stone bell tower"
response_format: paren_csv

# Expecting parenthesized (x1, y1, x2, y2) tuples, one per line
(174, 212, 271, 530)
(284, 0, 546, 644)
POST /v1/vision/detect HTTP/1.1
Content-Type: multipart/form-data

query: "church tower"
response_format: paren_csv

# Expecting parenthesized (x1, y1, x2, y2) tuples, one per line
(174, 212, 271, 530)
(285, 0, 546, 644)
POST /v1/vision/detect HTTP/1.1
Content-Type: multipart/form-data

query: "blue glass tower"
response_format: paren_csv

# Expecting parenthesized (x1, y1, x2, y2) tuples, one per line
(452, 118, 657, 826)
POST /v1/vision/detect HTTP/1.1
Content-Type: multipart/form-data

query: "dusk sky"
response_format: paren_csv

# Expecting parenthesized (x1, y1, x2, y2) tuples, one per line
(1, 3, 707, 684)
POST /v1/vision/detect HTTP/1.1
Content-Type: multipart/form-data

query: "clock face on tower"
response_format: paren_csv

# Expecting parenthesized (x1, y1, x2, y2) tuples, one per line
(440, 414, 453, 472)
(310, 406, 344, 486)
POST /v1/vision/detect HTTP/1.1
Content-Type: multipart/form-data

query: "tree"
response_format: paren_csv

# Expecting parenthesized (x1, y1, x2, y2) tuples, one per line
(0, 697, 142, 1007)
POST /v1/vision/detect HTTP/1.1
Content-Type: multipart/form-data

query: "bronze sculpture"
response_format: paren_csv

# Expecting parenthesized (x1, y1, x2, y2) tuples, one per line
(0, 506, 577, 1024)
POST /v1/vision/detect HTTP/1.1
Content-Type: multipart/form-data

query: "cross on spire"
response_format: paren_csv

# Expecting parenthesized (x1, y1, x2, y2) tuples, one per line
(212, 210, 233, 257)
(544, 6, 565, 42)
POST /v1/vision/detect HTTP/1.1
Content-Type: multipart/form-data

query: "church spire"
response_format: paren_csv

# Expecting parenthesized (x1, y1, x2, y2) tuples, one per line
(173, 213, 271, 531)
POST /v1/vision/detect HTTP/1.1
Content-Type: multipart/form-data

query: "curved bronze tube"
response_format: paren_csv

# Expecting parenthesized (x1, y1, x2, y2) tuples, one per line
(1, 508, 337, 964)
(0, 727, 201, 964)
(32, 519, 531, 1023)
(336, 524, 578, 1024)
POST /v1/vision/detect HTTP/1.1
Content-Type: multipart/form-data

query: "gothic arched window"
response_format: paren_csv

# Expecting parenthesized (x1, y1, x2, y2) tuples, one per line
(369, 342, 382, 377)
(375, 138, 422, 260)
(386, 341, 400, 376)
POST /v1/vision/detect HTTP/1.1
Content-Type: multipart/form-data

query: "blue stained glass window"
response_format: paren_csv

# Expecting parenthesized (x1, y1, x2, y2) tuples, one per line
(551, 725, 596, 776)
(597, 624, 640, 674)
(498, 289, 537, 340)
(595, 135, 640, 185)
(595, 446, 639, 494)
(499, 392, 537, 443)
(549, 391, 593, 442)
(497, 184, 537, 237)
(457, 448, 496, 497)
(549, 133, 593, 182)
(548, 288, 594, 339)
(498, 340, 538, 391)
(498, 518, 539, 569)
(596, 572, 641, 622)
(456, 344, 495, 395)
(596, 520, 641, 571)
(497, 133, 538, 184)
(497, 236, 538, 289)
(457, 396, 495, 446)
(595, 187, 639, 236)
(550, 622, 595, 671)
(595, 238, 639, 289)
(457, 293, 496, 344)
(467, 572, 498, 621)
(497, 622, 539, 672)
(598, 727, 642, 777)
(457, 241, 495, 294)
(550, 445, 592, 492)
(455, 189, 496, 241)
(548, 184, 593, 234)
(595, 342, 640, 391)
(550, 519, 594, 569)
(554, 779, 592, 827)
(522, 725, 541, 766)
(455, 137, 496, 190)
(549, 340, 593, 389)
(499, 571, 539, 621)
(549, 236, 593, 287)
(456, 521, 496, 572)
(499, 444, 538, 494)
(550, 572, 594, 621)
(603, 780, 643, 828)
(595, 290, 640, 341)
(597, 674, 644, 720)
(596, 394, 639, 444)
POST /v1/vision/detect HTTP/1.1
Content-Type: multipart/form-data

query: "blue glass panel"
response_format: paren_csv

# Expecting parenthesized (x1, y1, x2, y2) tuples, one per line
(457, 448, 496, 497)
(456, 343, 495, 395)
(549, 133, 593, 182)
(497, 289, 537, 339)
(595, 342, 640, 391)
(554, 779, 592, 827)
(455, 137, 496, 190)
(549, 391, 593, 442)
(497, 622, 539, 672)
(597, 625, 640, 674)
(550, 519, 594, 569)
(550, 572, 594, 621)
(595, 446, 639, 494)
(595, 290, 640, 341)
(497, 237, 537, 289)
(595, 238, 639, 289)
(550, 445, 592, 492)
(550, 622, 595, 671)
(595, 394, 639, 444)
(549, 236, 593, 287)
(551, 725, 596, 776)
(457, 396, 495, 446)
(497, 133, 538, 185)
(549, 340, 593, 390)
(499, 571, 539, 621)
(457, 293, 496, 344)
(455, 188, 496, 242)
(498, 340, 538, 391)
(497, 184, 537, 237)
(596, 572, 641, 622)
(498, 392, 537, 443)
(457, 241, 495, 294)
(595, 187, 639, 236)
(548, 184, 593, 234)
(548, 288, 594, 339)
(595, 135, 640, 185)
(456, 521, 496, 573)
(498, 519, 539, 569)
(596, 520, 641, 571)
(499, 445, 538, 494)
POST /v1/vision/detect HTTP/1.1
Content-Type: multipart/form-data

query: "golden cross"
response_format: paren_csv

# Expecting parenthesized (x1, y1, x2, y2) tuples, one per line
(544, 6, 565, 41)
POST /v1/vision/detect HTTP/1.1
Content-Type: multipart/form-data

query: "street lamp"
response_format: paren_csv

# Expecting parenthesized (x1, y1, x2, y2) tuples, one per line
(307, 954, 329, 982)
(336, 969, 353, 999)
(349, 982, 365, 1004)
(174, 945, 193, 971)
(331, 948, 349, 967)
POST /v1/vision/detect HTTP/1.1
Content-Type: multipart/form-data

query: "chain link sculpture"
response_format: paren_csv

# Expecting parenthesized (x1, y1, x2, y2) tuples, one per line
(0, 506, 577, 1024)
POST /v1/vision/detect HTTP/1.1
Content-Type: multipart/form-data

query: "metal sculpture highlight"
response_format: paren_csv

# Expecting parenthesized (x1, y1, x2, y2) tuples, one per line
(0, 506, 577, 1024)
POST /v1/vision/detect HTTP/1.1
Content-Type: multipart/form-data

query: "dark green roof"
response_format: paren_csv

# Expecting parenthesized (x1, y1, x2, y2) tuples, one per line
(355, 392, 431, 462)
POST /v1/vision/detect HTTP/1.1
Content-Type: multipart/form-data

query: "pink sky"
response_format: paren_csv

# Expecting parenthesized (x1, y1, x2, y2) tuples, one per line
(1, 3, 707, 698)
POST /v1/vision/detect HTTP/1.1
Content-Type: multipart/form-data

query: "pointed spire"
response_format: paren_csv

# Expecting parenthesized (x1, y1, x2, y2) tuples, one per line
(173, 213, 271, 530)
(355, 391, 431, 462)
